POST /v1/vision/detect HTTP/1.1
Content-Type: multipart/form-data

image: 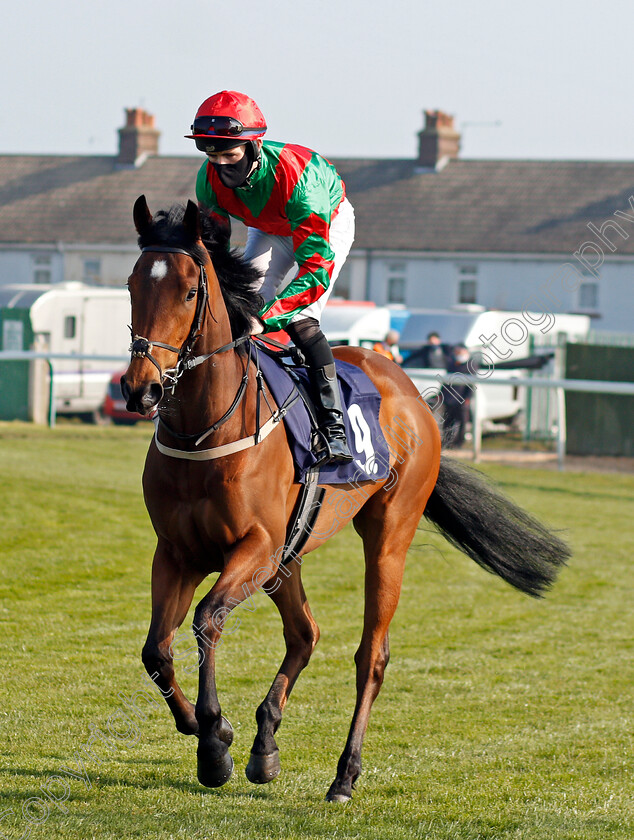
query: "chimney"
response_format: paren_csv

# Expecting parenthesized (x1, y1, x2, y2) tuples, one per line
(117, 108, 160, 167)
(417, 109, 461, 170)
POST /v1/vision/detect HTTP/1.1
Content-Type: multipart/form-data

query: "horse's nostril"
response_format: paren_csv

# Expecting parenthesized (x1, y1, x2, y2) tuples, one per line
(123, 380, 162, 414)
(120, 375, 131, 402)
(142, 382, 164, 408)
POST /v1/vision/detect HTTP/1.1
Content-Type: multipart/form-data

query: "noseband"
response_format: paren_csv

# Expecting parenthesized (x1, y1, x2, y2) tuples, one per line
(130, 245, 247, 389)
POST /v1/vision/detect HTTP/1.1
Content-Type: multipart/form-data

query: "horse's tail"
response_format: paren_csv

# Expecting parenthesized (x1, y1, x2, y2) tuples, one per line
(423, 456, 570, 597)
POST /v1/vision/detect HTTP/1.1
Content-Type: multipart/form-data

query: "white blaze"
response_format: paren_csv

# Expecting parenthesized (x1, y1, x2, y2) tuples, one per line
(150, 260, 168, 281)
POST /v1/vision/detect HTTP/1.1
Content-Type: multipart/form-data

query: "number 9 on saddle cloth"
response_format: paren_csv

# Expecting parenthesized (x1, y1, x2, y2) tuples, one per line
(255, 346, 390, 486)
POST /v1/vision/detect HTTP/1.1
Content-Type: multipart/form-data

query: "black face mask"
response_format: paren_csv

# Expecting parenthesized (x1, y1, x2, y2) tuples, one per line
(213, 143, 256, 189)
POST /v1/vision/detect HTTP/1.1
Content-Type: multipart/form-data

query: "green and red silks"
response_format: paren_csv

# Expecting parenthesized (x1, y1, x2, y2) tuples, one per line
(196, 141, 346, 332)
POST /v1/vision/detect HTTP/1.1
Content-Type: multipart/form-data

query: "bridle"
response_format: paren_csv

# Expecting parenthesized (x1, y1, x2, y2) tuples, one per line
(129, 245, 248, 390)
(129, 245, 255, 446)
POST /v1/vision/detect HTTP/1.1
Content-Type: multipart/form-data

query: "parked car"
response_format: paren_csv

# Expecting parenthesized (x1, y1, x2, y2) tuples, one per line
(102, 372, 149, 425)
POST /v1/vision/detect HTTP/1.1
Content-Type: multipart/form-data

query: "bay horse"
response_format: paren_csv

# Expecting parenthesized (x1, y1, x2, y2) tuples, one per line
(121, 196, 569, 802)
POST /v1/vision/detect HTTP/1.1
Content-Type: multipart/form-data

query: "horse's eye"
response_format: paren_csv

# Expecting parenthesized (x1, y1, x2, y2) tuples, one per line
(186, 288, 197, 302)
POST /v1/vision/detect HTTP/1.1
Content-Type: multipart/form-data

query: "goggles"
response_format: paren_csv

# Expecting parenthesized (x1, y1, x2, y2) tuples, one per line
(191, 116, 246, 137)
(192, 117, 266, 137)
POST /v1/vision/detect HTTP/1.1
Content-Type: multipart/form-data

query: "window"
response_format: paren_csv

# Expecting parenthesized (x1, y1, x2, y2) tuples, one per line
(64, 316, 77, 339)
(2, 320, 24, 351)
(32, 254, 52, 284)
(387, 276, 405, 303)
(457, 264, 478, 304)
(83, 258, 101, 285)
(386, 262, 406, 304)
(578, 282, 598, 311)
(458, 279, 478, 304)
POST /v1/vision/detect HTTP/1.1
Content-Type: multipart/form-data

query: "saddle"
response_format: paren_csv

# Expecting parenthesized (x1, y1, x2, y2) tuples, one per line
(252, 335, 391, 563)
(252, 336, 390, 484)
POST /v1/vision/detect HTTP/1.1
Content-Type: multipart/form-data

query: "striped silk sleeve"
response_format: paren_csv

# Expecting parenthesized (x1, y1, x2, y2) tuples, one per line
(258, 185, 335, 332)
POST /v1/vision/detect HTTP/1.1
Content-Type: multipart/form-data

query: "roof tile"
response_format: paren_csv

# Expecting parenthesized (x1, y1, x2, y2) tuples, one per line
(1, 154, 633, 254)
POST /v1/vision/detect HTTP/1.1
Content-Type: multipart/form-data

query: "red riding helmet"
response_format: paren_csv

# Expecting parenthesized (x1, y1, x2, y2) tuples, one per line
(186, 91, 267, 148)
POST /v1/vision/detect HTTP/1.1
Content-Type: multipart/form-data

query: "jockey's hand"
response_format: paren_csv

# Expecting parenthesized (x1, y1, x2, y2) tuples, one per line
(249, 317, 264, 335)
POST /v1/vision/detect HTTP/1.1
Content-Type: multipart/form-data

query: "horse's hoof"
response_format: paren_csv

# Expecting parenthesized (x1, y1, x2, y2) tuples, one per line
(197, 747, 234, 788)
(245, 750, 281, 784)
(325, 780, 352, 802)
(326, 792, 351, 803)
(217, 716, 234, 747)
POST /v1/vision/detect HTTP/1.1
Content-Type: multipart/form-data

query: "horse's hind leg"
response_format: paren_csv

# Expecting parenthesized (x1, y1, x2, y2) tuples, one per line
(246, 564, 319, 784)
(141, 545, 204, 735)
(326, 504, 420, 803)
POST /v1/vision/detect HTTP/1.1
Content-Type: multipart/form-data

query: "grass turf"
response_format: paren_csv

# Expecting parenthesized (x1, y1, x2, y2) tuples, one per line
(0, 422, 632, 839)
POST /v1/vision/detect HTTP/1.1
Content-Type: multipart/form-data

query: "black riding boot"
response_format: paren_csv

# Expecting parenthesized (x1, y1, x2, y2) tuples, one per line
(309, 363, 353, 465)
(285, 318, 353, 466)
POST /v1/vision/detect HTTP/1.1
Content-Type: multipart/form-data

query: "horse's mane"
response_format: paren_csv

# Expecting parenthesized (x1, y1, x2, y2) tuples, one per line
(136, 204, 263, 342)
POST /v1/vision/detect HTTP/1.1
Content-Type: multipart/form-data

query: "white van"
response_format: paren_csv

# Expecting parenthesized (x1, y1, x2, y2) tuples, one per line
(321, 301, 392, 348)
(0, 283, 130, 421)
(399, 306, 590, 428)
(399, 306, 590, 362)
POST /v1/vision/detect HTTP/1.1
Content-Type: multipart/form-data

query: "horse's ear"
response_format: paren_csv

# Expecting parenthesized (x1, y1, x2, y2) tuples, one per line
(183, 200, 202, 240)
(133, 195, 152, 234)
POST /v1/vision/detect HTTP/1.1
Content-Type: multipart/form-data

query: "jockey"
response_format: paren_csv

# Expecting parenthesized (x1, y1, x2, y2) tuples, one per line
(187, 90, 354, 464)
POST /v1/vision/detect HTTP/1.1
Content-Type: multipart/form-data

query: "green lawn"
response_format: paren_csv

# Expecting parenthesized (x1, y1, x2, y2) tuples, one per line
(0, 422, 632, 840)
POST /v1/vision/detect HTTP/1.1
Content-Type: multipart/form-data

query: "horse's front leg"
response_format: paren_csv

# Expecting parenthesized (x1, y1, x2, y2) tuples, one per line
(193, 530, 276, 788)
(141, 543, 205, 735)
(246, 564, 319, 784)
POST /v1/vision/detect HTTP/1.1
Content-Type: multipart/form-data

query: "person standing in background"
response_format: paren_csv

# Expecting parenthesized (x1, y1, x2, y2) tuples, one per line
(372, 329, 403, 363)
(441, 344, 475, 448)
(422, 331, 450, 368)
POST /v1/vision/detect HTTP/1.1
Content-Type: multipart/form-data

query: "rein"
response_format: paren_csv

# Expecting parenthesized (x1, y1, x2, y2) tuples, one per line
(129, 244, 273, 455)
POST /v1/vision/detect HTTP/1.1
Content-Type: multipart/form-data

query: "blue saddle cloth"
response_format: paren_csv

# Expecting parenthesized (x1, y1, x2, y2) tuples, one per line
(256, 348, 390, 485)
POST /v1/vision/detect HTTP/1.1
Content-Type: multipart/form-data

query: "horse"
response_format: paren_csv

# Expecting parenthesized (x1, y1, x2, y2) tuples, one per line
(121, 195, 570, 802)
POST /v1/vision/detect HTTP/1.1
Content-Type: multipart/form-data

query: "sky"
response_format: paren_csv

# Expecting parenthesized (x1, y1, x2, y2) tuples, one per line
(2, 0, 634, 162)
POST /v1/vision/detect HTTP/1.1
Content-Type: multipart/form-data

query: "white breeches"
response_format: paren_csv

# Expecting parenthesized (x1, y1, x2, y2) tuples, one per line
(243, 197, 355, 323)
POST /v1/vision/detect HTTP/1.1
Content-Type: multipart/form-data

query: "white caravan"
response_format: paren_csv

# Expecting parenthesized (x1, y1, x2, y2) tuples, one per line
(0, 283, 130, 420)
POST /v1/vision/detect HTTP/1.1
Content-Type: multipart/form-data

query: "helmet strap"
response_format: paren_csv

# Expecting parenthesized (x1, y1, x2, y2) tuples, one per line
(242, 140, 262, 187)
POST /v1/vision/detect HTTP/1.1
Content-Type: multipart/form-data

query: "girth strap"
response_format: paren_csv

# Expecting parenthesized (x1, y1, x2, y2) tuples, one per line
(282, 467, 325, 564)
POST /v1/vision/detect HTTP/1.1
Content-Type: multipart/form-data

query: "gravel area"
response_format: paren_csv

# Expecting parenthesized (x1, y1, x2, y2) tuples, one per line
(447, 448, 634, 474)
